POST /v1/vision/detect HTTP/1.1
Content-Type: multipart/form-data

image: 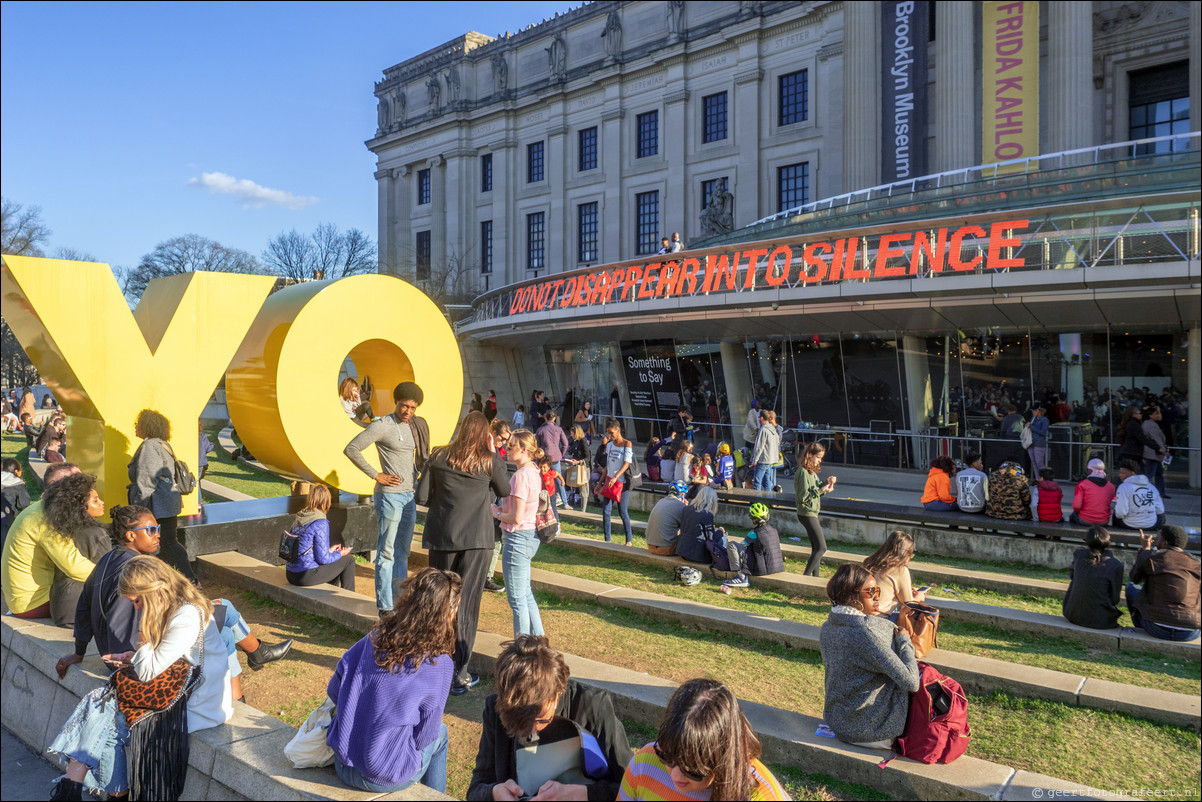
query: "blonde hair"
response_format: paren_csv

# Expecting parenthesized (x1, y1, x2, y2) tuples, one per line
(572, 425, 586, 441)
(118, 556, 213, 650)
(508, 429, 545, 461)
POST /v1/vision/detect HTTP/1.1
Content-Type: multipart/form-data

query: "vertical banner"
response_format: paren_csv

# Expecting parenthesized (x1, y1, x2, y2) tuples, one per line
(982, 1, 1040, 170)
(880, 0, 929, 182)
(620, 339, 681, 443)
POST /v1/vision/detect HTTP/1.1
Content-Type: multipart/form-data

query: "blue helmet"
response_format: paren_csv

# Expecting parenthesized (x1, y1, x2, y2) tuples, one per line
(668, 481, 689, 497)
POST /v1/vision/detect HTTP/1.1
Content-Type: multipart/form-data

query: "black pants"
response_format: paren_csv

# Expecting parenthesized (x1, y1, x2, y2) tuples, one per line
(799, 515, 826, 577)
(287, 553, 357, 589)
(428, 547, 492, 684)
(157, 516, 197, 583)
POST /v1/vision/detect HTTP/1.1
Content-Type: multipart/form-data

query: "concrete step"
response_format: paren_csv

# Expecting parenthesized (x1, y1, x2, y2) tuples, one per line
(195, 551, 1141, 801)
(558, 507, 1072, 599)
(548, 534, 1200, 662)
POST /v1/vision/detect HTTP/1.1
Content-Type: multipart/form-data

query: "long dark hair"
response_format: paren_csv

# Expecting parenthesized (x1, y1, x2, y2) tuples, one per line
(372, 567, 461, 673)
(930, 455, 956, 476)
(43, 473, 99, 539)
(862, 530, 916, 576)
(655, 679, 761, 802)
(443, 411, 493, 475)
(1084, 525, 1111, 566)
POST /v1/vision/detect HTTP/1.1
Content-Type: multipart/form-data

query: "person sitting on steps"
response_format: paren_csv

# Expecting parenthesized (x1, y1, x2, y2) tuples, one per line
(1126, 525, 1200, 642)
(1061, 525, 1124, 630)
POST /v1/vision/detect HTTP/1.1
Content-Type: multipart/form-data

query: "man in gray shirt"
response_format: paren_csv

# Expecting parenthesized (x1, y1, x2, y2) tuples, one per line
(345, 381, 429, 614)
(646, 481, 689, 556)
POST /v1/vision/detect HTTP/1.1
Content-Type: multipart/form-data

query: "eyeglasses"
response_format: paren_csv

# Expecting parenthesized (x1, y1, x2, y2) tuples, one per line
(862, 586, 881, 600)
(653, 744, 709, 783)
(131, 525, 161, 536)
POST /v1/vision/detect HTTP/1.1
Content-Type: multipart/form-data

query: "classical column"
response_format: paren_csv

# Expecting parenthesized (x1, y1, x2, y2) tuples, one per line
(733, 68, 762, 224)
(1046, 1, 1093, 154)
(901, 334, 934, 465)
(601, 108, 624, 263)
(719, 340, 754, 446)
(934, 1, 976, 172)
(547, 123, 568, 273)
(664, 88, 689, 239)
(489, 141, 512, 284)
(429, 155, 447, 285)
(842, 0, 880, 192)
(1189, 327, 1200, 489)
(1192, 3, 1201, 135)
(374, 169, 394, 274)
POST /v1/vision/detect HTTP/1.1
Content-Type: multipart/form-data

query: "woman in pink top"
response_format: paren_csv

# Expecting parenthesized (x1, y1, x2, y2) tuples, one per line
(491, 429, 544, 636)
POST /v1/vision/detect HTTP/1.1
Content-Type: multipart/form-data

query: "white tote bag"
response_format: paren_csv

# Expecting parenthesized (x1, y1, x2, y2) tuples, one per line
(284, 697, 336, 768)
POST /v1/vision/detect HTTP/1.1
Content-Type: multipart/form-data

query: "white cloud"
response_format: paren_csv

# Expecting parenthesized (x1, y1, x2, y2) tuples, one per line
(187, 171, 318, 210)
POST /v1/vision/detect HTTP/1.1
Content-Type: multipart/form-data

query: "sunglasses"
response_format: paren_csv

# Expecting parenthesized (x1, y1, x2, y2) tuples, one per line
(862, 586, 881, 600)
(131, 525, 162, 536)
(653, 744, 708, 783)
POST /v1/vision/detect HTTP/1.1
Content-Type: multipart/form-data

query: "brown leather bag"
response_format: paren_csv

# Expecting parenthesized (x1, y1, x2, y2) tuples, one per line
(897, 601, 940, 658)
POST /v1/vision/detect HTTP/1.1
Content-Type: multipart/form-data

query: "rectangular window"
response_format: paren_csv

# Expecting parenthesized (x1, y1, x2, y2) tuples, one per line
(777, 162, 810, 213)
(701, 177, 728, 211)
(636, 111, 658, 158)
(578, 127, 598, 172)
(1128, 62, 1190, 154)
(702, 92, 728, 143)
(526, 212, 546, 271)
(635, 191, 659, 256)
(415, 230, 431, 279)
(417, 169, 431, 205)
(527, 141, 545, 183)
(577, 202, 599, 263)
(779, 69, 809, 126)
(481, 153, 493, 192)
(480, 221, 493, 274)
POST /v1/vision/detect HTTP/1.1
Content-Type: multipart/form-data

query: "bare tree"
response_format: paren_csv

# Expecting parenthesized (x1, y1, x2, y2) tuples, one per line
(52, 246, 100, 262)
(383, 244, 480, 315)
(1, 198, 52, 257)
(262, 223, 377, 282)
(123, 234, 262, 299)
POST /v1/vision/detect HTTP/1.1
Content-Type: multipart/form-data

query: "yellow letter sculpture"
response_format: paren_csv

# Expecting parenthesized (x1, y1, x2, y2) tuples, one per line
(1, 256, 277, 516)
(225, 274, 463, 495)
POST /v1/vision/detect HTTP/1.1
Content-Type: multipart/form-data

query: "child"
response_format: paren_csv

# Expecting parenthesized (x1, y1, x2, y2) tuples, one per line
(1035, 467, 1064, 522)
(1, 457, 31, 546)
(644, 437, 663, 482)
(675, 441, 695, 485)
(723, 501, 784, 589)
(716, 443, 736, 490)
(691, 453, 712, 486)
(536, 453, 564, 517)
(511, 404, 526, 429)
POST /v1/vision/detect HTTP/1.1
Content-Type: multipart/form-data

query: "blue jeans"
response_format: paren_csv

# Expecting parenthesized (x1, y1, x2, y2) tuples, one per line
(551, 461, 569, 506)
(923, 499, 957, 511)
(1126, 584, 1201, 641)
(753, 464, 776, 491)
(48, 687, 130, 795)
(374, 490, 416, 612)
(1142, 458, 1166, 496)
(335, 722, 448, 794)
(214, 599, 251, 678)
(502, 529, 544, 636)
(600, 488, 632, 544)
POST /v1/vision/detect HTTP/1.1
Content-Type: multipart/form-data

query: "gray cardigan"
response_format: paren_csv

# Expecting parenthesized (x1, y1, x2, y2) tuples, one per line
(819, 610, 920, 744)
(128, 437, 181, 518)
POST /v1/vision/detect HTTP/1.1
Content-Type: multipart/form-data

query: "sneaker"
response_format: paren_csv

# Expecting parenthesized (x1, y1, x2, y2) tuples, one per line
(555, 496, 564, 508)
(483, 578, 504, 593)
(450, 672, 481, 696)
(723, 574, 751, 589)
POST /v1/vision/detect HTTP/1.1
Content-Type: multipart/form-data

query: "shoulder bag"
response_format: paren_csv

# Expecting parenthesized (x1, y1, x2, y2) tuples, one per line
(896, 600, 940, 658)
(162, 442, 197, 495)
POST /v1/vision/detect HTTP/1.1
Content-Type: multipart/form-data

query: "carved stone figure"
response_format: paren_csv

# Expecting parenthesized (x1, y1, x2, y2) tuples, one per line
(491, 52, 508, 93)
(395, 90, 407, 124)
(546, 32, 567, 81)
(603, 11, 623, 60)
(377, 97, 391, 131)
(700, 179, 734, 236)
(426, 74, 441, 112)
(445, 66, 461, 103)
(666, 1, 685, 36)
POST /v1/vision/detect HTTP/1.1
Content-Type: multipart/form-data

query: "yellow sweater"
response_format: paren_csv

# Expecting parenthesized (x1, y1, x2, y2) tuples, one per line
(1, 502, 95, 614)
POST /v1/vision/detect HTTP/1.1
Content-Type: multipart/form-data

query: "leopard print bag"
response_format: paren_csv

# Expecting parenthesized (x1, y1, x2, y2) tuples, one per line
(112, 604, 205, 726)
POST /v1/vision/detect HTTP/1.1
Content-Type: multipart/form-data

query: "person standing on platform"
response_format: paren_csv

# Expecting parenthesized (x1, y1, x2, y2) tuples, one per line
(1027, 405, 1050, 475)
(749, 410, 780, 492)
(795, 442, 836, 576)
(345, 381, 429, 616)
(742, 400, 760, 454)
(669, 231, 684, 253)
(127, 409, 196, 584)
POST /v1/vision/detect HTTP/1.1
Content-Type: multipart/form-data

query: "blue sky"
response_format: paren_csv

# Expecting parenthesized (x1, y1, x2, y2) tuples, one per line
(1, 0, 578, 270)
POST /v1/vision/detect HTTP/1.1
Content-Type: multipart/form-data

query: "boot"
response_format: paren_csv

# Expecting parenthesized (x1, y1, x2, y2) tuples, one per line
(50, 779, 84, 801)
(245, 638, 293, 671)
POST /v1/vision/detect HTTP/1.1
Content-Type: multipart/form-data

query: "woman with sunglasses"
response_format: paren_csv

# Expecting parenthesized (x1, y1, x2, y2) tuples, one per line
(55, 505, 291, 703)
(819, 563, 920, 749)
(468, 635, 632, 801)
(619, 678, 788, 801)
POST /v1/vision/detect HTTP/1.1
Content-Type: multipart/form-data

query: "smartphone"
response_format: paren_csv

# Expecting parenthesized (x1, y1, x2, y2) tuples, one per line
(916, 585, 931, 593)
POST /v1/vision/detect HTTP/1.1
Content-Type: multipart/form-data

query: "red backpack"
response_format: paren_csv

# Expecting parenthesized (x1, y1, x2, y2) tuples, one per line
(895, 662, 971, 764)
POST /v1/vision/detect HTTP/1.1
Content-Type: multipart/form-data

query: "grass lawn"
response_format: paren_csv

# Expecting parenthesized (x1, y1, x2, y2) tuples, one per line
(1, 432, 41, 501)
(202, 428, 291, 499)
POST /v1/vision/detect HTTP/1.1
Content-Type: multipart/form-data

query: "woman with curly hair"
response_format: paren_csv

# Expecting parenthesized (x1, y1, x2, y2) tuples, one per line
(619, 678, 787, 801)
(43, 472, 112, 627)
(128, 408, 196, 582)
(326, 567, 460, 794)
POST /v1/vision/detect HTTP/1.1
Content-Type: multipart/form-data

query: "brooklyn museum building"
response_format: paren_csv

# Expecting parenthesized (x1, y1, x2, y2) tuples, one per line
(367, 0, 1201, 486)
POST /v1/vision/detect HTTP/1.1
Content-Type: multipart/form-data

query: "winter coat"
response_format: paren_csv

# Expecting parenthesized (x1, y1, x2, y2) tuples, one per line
(1129, 548, 1200, 630)
(285, 510, 340, 573)
(1062, 548, 1123, 629)
(1072, 477, 1115, 525)
(1036, 479, 1064, 522)
(986, 470, 1032, 520)
(745, 522, 784, 576)
(127, 437, 181, 518)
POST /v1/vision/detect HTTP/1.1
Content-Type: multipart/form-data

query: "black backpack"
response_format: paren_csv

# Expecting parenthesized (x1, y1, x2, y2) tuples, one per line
(278, 526, 312, 563)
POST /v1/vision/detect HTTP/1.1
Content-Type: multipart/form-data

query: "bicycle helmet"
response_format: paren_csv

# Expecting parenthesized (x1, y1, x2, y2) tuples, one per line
(674, 566, 702, 586)
(668, 481, 689, 498)
(749, 502, 770, 521)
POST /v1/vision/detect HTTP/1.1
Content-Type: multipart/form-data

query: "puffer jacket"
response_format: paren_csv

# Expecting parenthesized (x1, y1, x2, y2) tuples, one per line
(1035, 479, 1064, 522)
(1072, 477, 1115, 524)
(285, 509, 338, 573)
(986, 470, 1032, 520)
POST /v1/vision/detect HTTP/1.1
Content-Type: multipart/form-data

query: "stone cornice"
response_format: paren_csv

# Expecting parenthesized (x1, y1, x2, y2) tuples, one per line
(373, 169, 392, 181)
(664, 89, 690, 104)
(601, 108, 626, 122)
(735, 67, 764, 86)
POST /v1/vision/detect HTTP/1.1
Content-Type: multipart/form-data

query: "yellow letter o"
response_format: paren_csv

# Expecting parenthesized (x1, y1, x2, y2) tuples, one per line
(225, 274, 463, 495)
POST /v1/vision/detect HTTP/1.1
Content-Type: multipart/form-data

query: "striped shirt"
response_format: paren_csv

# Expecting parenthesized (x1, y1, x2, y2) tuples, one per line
(618, 744, 790, 801)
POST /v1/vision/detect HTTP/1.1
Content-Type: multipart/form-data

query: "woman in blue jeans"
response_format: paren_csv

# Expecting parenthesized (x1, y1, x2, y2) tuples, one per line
(326, 567, 460, 794)
(493, 429, 545, 636)
(600, 419, 635, 545)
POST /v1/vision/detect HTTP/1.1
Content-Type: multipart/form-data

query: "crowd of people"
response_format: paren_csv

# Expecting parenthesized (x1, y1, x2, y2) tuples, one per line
(2, 376, 1195, 801)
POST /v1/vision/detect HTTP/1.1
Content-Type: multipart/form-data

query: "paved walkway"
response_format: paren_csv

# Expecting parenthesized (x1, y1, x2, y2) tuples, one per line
(2, 726, 59, 801)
